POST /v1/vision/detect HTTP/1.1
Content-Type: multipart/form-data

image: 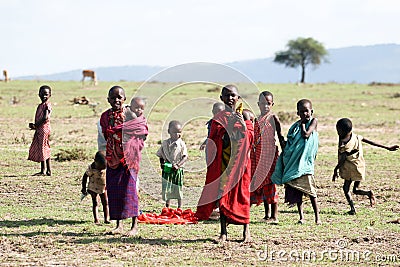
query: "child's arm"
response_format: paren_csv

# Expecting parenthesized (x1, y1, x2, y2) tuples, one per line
(29, 107, 50, 130)
(159, 157, 165, 170)
(173, 155, 188, 170)
(199, 139, 207, 150)
(35, 106, 51, 128)
(332, 152, 346, 181)
(300, 118, 318, 138)
(81, 173, 88, 194)
(362, 138, 399, 151)
(273, 114, 286, 150)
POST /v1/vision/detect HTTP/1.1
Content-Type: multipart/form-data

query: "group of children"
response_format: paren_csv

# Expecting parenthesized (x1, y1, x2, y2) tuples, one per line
(28, 84, 398, 240)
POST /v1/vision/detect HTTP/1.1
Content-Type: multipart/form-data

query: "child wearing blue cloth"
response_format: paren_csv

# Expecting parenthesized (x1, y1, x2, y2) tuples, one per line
(271, 99, 320, 224)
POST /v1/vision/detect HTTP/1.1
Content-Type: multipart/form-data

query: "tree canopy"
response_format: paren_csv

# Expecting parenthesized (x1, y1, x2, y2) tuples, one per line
(274, 37, 328, 83)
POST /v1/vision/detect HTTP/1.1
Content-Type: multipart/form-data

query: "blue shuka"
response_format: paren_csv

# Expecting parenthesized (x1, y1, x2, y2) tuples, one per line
(271, 119, 318, 185)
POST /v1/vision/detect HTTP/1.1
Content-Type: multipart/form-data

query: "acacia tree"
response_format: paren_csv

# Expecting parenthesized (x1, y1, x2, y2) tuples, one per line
(274, 37, 328, 83)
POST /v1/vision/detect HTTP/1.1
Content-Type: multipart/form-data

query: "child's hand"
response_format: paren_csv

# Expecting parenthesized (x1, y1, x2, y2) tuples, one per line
(234, 112, 246, 128)
(387, 145, 399, 151)
(300, 118, 309, 124)
(172, 164, 179, 170)
(332, 169, 338, 182)
(81, 188, 87, 195)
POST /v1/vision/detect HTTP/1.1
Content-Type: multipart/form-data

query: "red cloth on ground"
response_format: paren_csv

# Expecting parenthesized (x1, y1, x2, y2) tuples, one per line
(195, 111, 253, 224)
(138, 208, 197, 225)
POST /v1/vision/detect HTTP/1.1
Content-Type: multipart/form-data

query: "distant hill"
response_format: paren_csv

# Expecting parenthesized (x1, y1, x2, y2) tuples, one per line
(17, 44, 400, 83)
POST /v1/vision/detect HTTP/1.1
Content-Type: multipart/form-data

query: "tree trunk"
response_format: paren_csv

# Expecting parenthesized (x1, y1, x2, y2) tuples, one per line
(300, 63, 305, 83)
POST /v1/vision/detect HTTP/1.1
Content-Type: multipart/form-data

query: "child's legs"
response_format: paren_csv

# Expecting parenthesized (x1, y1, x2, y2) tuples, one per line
(45, 158, 51, 175)
(309, 196, 320, 223)
(40, 161, 45, 173)
(243, 223, 251, 242)
(219, 211, 227, 237)
(285, 185, 303, 221)
(343, 180, 353, 202)
(131, 216, 138, 230)
(297, 201, 304, 222)
(99, 191, 110, 222)
(89, 191, 100, 223)
(352, 181, 370, 196)
(124, 216, 139, 236)
(177, 199, 182, 208)
(165, 199, 171, 207)
(353, 181, 375, 206)
(263, 201, 270, 219)
(343, 180, 356, 211)
(270, 202, 278, 220)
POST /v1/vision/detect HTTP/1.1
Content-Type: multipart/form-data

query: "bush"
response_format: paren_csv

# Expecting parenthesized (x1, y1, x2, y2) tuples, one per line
(277, 111, 298, 123)
(54, 148, 90, 162)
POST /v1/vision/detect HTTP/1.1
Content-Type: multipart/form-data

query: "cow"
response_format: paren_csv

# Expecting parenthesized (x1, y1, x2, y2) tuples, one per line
(3, 70, 9, 82)
(82, 70, 97, 86)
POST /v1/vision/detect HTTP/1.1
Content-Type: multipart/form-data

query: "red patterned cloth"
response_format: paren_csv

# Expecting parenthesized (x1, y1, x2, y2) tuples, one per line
(100, 107, 145, 220)
(122, 116, 148, 172)
(101, 108, 125, 169)
(250, 114, 279, 205)
(28, 102, 51, 162)
(195, 111, 253, 224)
(138, 208, 197, 225)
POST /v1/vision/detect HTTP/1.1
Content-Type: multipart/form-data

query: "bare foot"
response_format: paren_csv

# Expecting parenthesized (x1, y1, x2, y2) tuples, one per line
(266, 218, 279, 225)
(124, 228, 138, 237)
(297, 219, 305, 225)
(107, 226, 123, 235)
(46, 171, 51, 176)
(104, 221, 111, 224)
(33, 172, 45, 176)
(242, 226, 251, 243)
(242, 234, 252, 243)
(369, 192, 376, 207)
(315, 220, 322, 225)
(347, 210, 356, 215)
(216, 234, 227, 244)
(387, 218, 400, 224)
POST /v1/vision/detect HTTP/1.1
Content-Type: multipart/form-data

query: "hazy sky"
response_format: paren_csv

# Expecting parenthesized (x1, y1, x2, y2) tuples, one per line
(1, 0, 399, 77)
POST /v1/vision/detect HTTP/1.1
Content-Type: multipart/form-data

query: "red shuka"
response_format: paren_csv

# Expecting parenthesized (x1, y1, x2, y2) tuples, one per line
(195, 110, 253, 224)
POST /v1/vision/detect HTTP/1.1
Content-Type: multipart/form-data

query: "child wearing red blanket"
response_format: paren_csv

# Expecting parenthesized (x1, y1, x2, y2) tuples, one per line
(195, 84, 253, 243)
(250, 91, 285, 223)
(100, 87, 148, 236)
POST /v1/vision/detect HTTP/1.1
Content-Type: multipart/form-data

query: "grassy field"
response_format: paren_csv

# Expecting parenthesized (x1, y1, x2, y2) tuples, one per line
(0, 80, 399, 266)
